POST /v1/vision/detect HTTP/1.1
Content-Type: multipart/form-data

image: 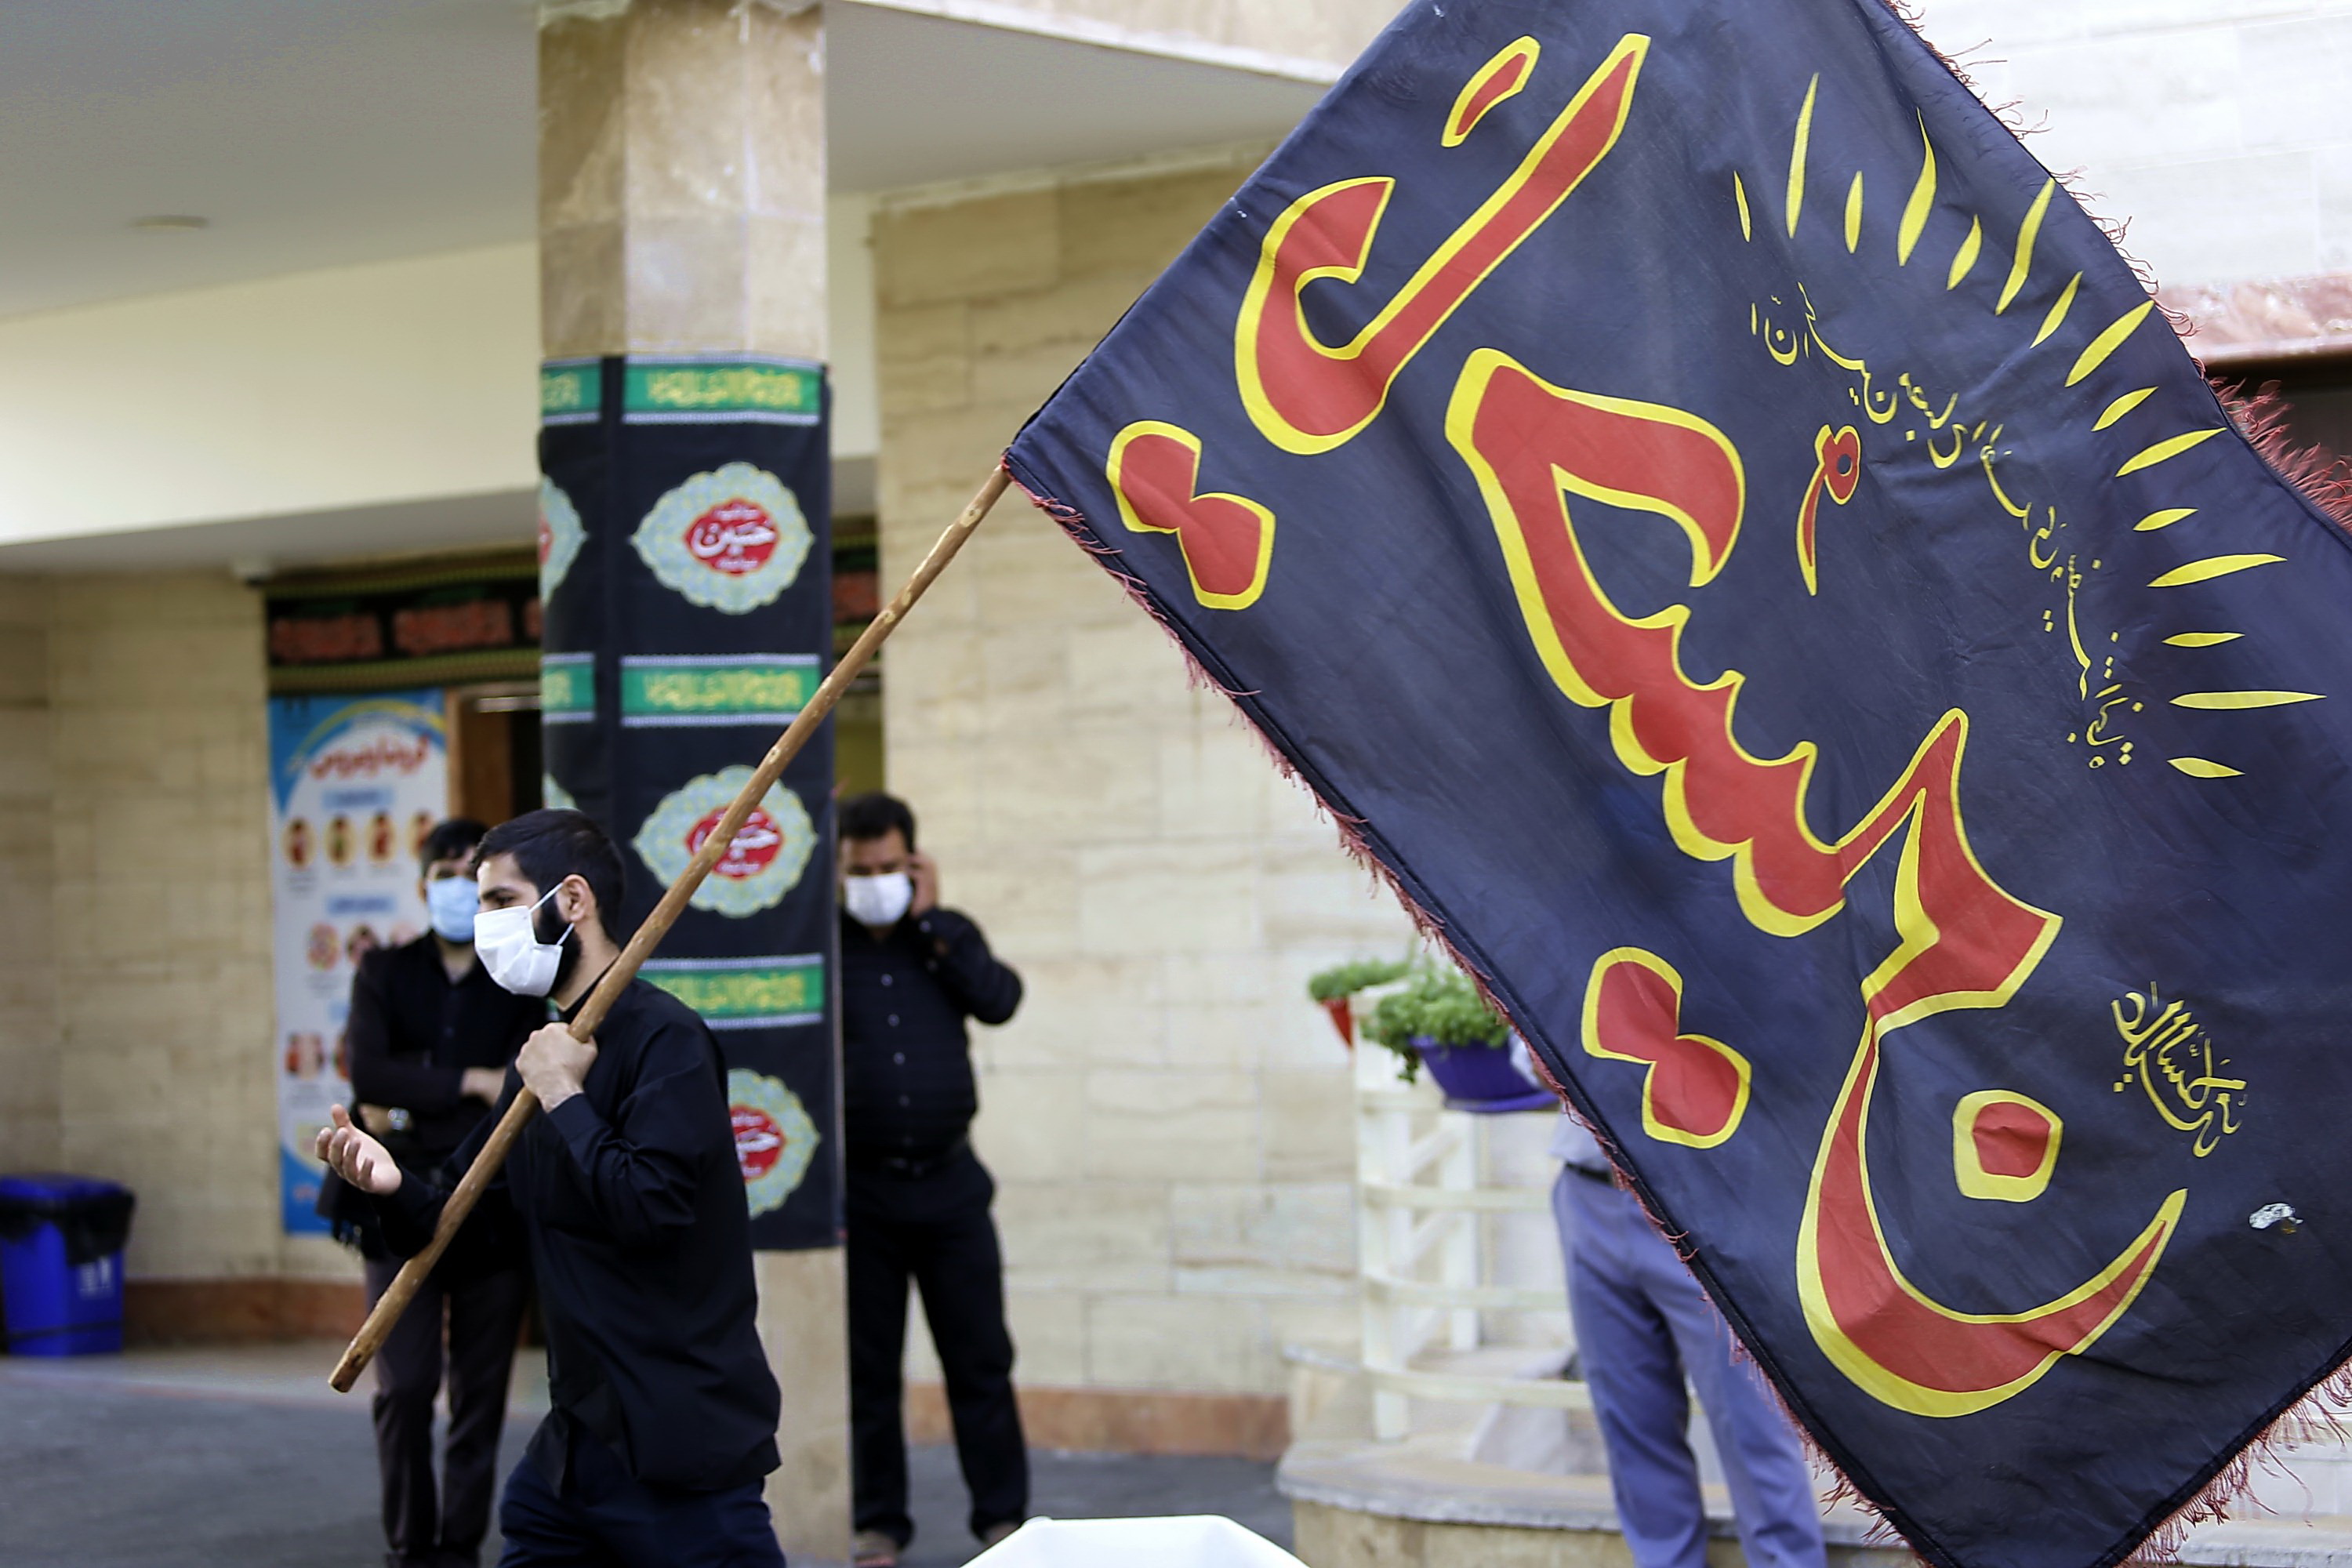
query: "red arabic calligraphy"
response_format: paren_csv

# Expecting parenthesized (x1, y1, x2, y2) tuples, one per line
(691, 808, 782, 879)
(1235, 34, 1648, 455)
(1796, 423, 1862, 595)
(1445, 346, 2181, 1417)
(732, 1107, 783, 1181)
(309, 735, 430, 781)
(686, 501, 780, 575)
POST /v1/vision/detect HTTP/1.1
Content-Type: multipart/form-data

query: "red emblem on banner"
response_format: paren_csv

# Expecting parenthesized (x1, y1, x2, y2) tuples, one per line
(732, 1105, 784, 1182)
(685, 500, 780, 576)
(688, 807, 783, 879)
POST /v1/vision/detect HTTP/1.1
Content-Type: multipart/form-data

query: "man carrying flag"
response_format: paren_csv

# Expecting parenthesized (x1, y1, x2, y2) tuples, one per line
(318, 810, 786, 1567)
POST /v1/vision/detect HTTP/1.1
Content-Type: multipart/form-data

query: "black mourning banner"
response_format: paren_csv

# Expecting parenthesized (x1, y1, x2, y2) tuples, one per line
(1004, 2, 2352, 1563)
(264, 558, 539, 695)
(538, 354, 840, 1251)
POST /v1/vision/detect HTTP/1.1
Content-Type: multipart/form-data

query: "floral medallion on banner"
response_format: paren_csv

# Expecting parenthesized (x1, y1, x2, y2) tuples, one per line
(630, 462, 813, 615)
(538, 477, 586, 600)
(631, 764, 815, 918)
(728, 1068, 821, 1218)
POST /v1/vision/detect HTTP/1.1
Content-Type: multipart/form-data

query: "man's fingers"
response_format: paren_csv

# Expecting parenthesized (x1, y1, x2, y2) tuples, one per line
(318, 1120, 380, 1189)
(329, 1103, 353, 1131)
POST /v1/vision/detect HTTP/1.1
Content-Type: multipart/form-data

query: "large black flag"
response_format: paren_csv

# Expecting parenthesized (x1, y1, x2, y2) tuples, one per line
(1004, 3, 2352, 1565)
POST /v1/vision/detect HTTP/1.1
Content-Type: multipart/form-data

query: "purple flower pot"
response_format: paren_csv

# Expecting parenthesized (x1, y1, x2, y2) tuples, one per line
(1410, 1035, 1555, 1112)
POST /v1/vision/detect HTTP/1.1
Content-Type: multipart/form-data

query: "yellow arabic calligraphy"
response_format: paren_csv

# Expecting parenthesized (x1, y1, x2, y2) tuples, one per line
(1981, 445, 2029, 521)
(1755, 296, 1807, 365)
(2028, 506, 2060, 571)
(1760, 274, 2145, 766)
(2111, 985, 2245, 1158)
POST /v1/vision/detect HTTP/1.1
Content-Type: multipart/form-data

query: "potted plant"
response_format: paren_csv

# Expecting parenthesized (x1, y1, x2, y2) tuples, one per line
(1311, 960, 1553, 1110)
(1305, 956, 1411, 1046)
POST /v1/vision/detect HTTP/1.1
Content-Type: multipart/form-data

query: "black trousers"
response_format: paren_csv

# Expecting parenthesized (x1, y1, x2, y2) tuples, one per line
(846, 1147, 1027, 1547)
(365, 1254, 531, 1568)
(496, 1420, 783, 1568)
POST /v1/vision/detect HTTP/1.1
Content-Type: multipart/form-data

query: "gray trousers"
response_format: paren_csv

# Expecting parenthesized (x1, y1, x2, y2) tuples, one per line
(366, 1254, 528, 1568)
(1553, 1168, 1828, 1568)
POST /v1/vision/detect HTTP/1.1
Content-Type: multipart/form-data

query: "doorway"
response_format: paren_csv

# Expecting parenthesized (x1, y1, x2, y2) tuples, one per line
(446, 681, 544, 827)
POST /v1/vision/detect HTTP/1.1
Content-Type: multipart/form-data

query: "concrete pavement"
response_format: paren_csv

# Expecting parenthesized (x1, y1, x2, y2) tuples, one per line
(0, 1345, 1291, 1566)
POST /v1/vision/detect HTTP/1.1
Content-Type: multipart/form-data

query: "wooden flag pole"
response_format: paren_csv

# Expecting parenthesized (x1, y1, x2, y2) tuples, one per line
(331, 465, 1012, 1395)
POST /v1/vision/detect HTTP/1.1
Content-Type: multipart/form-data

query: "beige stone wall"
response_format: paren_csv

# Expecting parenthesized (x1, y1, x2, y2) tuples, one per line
(1922, 0, 2352, 290)
(996, 0, 1399, 72)
(872, 155, 1414, 1399)
(10, 574, 314, 1283)
(0, 579, 58, 1171)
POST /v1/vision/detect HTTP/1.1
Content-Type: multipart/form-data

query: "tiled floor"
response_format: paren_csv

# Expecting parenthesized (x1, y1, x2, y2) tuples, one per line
(0, 1344, 1292, 1567)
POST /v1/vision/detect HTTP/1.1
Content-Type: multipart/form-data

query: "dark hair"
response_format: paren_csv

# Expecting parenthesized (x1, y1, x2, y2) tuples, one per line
(839, 791, 916, 851)
(476, 809, 627, 934)
(419, 817, 488, 875)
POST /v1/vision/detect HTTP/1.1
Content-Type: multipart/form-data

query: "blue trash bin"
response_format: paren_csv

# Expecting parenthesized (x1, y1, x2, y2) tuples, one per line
(0, 1174, 136, 1356)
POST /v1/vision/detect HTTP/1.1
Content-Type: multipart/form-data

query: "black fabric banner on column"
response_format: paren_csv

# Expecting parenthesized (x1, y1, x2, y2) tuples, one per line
(537, 354, 839, 1251)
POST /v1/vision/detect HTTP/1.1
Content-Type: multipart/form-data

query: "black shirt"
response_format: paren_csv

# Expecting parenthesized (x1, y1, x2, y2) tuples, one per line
(840, 908, 1022, 1163)
(349, 933, 547, 1166)
(376, 978, 782, 1493)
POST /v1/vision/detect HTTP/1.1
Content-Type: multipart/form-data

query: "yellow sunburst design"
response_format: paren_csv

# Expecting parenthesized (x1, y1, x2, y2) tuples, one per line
(1995, 180, 2055, 314)
(2171, 691, 2325, 710)
(2149, 555, 2283, 588)
(1787, 74, 1818, 238)
(2033, 274, 2082, 347)
(2065, 302, 2154, 386)
(2094, 389, 2154, 431)
(1896, 118, 1935, 264)
(2118, 429, 2223, 477)
(1947, 217, 1982, 290)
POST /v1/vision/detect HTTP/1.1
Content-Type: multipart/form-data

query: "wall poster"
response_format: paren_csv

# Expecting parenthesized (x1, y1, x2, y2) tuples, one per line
(266, 690, 448, 1234)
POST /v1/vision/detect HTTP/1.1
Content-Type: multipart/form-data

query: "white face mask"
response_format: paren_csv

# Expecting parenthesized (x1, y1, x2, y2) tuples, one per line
(844, 871, 914, 928)
(474, 886, 572, 997)
(425, 874, 480, 944)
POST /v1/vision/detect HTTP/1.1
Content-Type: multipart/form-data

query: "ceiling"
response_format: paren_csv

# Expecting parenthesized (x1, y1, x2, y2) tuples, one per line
(0, 456, 877, 575)
(0, 0, 1330, 321)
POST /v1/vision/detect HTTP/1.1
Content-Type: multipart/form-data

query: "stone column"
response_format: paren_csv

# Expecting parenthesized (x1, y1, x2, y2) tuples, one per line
(539, 5, 850, 1564)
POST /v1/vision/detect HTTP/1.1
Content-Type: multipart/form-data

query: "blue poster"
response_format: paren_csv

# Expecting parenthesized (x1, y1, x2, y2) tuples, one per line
(265, 690, 447, 1235)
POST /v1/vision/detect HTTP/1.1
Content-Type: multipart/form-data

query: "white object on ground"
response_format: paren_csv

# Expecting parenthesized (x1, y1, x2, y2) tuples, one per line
(968, 1515, 1307, 1566)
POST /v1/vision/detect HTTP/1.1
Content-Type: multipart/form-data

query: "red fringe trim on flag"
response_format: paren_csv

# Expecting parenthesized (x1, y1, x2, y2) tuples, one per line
(2211, 382, 2352, 541)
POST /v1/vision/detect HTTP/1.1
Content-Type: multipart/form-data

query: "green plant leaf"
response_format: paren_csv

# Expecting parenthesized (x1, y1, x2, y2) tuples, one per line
(1306, 956, 1413, 1002)
(1359, 967, 1509, 1055)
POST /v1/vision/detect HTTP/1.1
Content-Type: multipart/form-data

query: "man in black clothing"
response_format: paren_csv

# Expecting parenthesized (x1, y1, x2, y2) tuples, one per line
(334, 816, 543, 1568)
(837, 792, 1026, 1568)
(318, 809, 785, 1568)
